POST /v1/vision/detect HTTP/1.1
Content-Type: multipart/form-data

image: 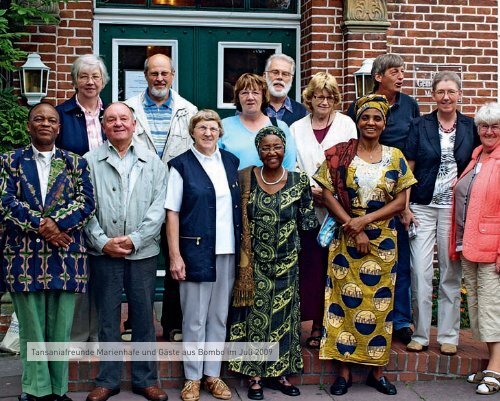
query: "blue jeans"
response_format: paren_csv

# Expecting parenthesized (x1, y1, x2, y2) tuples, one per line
(90, 255, 158, 389)
(393, 217, 412, 330)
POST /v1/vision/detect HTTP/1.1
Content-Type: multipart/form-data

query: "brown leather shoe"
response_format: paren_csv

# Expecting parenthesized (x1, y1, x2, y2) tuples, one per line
(86, 387, 120, 401)
(204, 377, 232, 400)
(181, 380, 201, 401)
(440, 343, 457, 356)
(132, 386, 168, 401)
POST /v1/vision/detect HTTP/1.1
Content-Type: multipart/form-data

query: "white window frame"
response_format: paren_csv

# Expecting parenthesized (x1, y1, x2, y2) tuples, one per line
(217, 41, 282, 109)
(111, 38, 179, 101)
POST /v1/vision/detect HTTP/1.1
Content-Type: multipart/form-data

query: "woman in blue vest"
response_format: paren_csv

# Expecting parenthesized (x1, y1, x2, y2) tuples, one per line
(165, 110, 241, 401)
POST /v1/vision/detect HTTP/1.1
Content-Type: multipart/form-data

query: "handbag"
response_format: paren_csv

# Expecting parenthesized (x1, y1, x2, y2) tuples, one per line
(316, 214, 339, 248)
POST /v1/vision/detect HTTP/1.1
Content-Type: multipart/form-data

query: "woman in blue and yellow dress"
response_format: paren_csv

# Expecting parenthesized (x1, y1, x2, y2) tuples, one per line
(229, 126, 318, 400)
(313, 95, 416, 396)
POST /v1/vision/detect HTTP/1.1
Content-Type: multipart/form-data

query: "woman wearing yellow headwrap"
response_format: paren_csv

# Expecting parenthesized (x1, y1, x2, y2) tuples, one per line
(313, 94, 417, 396)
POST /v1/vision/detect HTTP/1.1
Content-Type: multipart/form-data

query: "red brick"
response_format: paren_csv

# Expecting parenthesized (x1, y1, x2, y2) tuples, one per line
(399, 372, 417, 382)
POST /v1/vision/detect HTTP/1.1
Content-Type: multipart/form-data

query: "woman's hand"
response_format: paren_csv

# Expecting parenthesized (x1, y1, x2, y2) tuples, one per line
(170, 255, 186, 281)
(354, 231, 370, 254)
(400, 208, 418, 230)
(311, 185, 324, 206)
(343, 216, 368, 238)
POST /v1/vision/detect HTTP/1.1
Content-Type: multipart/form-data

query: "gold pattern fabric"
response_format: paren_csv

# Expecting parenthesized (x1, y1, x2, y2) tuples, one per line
(229, 170, 317, 377)
(315, 146, 416, 366)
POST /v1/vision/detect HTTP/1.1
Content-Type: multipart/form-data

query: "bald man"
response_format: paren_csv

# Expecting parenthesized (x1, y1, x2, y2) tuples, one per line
(84, 103, 167, 401)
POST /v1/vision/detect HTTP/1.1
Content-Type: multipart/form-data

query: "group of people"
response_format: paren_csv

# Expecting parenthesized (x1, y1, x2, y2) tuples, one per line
(0, 50, 498, 401)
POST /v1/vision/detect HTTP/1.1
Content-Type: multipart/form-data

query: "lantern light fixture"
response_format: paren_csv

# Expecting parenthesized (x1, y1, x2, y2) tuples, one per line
(354, 58, 375, 98)
(19, 53, 50, 106)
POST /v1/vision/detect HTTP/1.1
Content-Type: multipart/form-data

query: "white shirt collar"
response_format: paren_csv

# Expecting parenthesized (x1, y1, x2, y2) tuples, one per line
(190, 144, 222, 163)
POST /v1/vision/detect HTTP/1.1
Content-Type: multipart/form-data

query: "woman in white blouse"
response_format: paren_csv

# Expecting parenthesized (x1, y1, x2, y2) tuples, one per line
(290, 72, 357, 348)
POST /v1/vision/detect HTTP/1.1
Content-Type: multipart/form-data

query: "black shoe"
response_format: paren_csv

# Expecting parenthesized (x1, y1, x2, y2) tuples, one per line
(53, 395, 72, 401)
(18, 394, 39, 401)
(366, 372, 397, 395)
(266, 377, 300, 397)
(393, 327, 413, 345)
(248, 379, 264, 400)
(330, 374, 352, 396)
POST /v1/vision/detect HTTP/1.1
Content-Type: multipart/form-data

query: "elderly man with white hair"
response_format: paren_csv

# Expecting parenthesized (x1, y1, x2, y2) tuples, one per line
(263, 53, 307, 126)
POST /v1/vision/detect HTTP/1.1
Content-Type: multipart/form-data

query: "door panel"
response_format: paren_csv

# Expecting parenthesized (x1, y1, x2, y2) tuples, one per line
(99, 24, 296, 117)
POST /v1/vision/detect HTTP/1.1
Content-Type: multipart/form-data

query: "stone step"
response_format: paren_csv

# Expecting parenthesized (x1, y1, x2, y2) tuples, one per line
(68, 322, 488, 391)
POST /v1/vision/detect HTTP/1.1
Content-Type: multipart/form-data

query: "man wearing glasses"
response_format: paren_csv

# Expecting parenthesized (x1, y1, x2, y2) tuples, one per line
(263, 54, 308, 126)
(125, 53, 198, 164)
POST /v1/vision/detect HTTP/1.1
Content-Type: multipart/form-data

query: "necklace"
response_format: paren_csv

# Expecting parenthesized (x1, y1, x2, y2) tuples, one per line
(312, 112, 333, 130)
(359, 144, 381, 160)
(438, 119, 457, 134)
(260, 166, 286, 185)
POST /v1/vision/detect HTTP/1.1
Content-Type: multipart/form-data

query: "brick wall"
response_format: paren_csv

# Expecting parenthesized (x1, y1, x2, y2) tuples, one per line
(15, 0, 93, 106)
(300, 0, 498, 115)
(14, 0, 499, 114)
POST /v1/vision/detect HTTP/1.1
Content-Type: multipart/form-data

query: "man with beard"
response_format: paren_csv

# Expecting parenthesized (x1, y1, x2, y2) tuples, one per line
(125, 54, 197, 343)
(125, 54, 198, 162)
(263, 54, 307, 126)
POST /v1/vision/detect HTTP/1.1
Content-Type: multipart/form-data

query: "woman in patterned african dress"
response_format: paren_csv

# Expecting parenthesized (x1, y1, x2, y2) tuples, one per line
(313, 95, 416, 396)
(229, 126, 317, 400)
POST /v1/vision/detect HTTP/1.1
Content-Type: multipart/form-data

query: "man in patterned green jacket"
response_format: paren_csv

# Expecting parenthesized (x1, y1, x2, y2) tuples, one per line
(0, 103, 95, 401)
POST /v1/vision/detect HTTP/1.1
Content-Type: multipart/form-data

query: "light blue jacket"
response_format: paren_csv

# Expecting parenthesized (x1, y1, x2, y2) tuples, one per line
(84, 139, 167, 260)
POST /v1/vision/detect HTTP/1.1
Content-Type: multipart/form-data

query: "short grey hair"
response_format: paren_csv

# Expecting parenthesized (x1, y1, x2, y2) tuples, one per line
(371, 54, 404, 91)
(71, 54, 109, 87)
(475, 102, 500, 126)
(265, 53, 295, 75)
(432, 71, 462, 91)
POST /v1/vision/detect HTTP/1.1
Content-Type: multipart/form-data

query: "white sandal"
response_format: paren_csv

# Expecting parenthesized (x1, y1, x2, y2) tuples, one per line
(468, 371, 486, 383)
(476, 372, 500, 395)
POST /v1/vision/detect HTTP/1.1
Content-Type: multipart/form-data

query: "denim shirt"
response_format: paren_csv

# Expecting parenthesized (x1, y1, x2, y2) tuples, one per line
(84, 138, 167, 259)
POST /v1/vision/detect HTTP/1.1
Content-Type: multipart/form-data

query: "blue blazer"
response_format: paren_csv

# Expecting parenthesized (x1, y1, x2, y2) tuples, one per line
(404, 110, 480, 205)
(169, 149, 241, 282)
(56, 95, 106, 156)
(0, 146, 95, 292)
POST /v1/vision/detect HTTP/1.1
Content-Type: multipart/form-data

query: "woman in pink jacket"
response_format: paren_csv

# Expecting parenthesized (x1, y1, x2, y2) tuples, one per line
(450, 102, 500, 396)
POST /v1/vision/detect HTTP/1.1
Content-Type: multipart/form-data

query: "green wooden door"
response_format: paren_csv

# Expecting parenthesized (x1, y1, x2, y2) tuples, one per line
(98, 24, 297, 117)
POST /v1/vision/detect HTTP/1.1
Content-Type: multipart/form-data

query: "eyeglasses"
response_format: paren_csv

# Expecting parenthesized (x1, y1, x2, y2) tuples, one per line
(259, 145, 284, 153)
(195, 125, 220, 134)
(313, 95, 335, 103)
(78, 75, 102, 83)
(148, 71, 173, 79)
(478, 124, 500, 133)
(266, 69, 293, 79)
(239, 90, 262, 97)
(434, 89, 459, 98)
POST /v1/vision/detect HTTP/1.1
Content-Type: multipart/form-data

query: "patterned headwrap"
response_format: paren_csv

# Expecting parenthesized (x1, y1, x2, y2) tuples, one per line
(354, 94, 390, 123)
(254, 125, 287, 151)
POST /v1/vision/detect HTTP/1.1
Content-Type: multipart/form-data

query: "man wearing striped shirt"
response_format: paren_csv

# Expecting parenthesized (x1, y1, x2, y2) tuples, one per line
(125, 53, 198, 164)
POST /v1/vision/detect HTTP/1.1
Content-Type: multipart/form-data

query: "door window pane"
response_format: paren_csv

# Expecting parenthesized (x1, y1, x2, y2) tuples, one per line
(218, 43, 281, 108)
(250, 0, 292, 9)
(151, 0, 245, 6)
(118, 45, 172, 100)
